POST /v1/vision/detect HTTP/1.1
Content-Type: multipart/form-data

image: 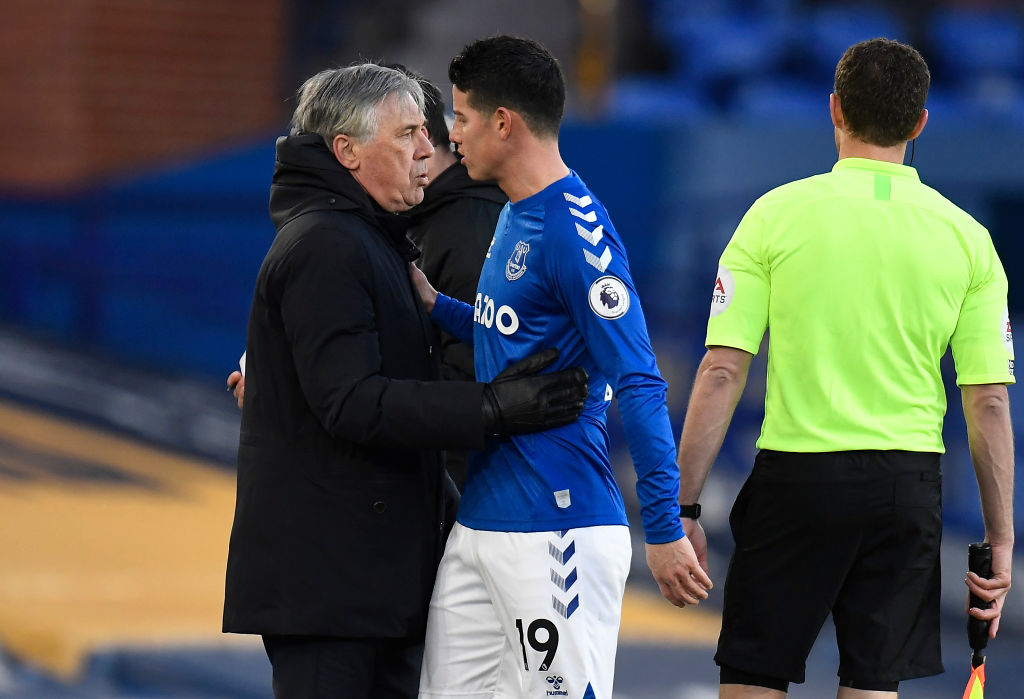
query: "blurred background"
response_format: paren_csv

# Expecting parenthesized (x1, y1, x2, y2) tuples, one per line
(1, 0, 1022, 696)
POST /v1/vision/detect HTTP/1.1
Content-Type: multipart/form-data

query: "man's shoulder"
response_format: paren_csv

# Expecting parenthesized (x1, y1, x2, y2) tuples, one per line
(734, 173, 839, 233)
(536, 178, 614, 229)
(756, 172, 833, 206)
(908, 181, 989, 236)
(556, 175, 604, 209)
(279, 207, 376, 241)
(523, 179, 632, 284)
(268, 209, 377, 266)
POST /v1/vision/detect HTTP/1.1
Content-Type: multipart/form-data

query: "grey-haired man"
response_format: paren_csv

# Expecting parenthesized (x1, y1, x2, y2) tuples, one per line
(221, 63, 587, 699)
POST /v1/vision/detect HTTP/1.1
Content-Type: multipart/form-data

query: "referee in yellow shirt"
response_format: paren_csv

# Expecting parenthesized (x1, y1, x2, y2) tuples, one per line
(675, 38, 1015, 698)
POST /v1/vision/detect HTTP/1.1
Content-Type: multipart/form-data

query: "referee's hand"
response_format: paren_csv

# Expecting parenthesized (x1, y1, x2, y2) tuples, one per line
(646, 537, 713, 608)
(966, 540, 1013, 638)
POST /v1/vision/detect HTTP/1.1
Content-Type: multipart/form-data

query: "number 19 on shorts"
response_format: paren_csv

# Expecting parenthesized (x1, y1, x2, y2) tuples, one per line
(515, 618, 559, 671)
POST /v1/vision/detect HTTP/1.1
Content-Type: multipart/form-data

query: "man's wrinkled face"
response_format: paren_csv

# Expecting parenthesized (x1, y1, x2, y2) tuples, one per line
(450, 86, 498, 182)
(352, 92, 434, 212)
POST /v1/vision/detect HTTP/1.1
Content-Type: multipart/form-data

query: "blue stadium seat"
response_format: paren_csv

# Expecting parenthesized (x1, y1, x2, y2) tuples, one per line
(606, 76, 712, 122)
(921, 87, 977, 128)
(659, 14, 791, 87)
(961, 80, 1024, 126)
(797, 5, 910, 84)
(649, 0, 733, 31)
(926, 8, 1024, 85)
(925, 79, 1024, 128)
(650, 0, 797, 25)
(731, 78, 829, 121)
(735, 0, 799, 17)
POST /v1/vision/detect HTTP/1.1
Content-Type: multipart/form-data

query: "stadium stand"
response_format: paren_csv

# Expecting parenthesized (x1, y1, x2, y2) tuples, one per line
(926, 7, 1024, 86)
(1, 0, 1024, 695)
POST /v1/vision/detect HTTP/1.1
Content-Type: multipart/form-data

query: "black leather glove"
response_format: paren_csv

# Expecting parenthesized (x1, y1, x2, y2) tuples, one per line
(481, 348, 589, 438)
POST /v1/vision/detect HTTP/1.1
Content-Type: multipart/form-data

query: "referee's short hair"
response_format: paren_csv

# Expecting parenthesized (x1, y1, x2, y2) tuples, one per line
(834, 38, 930, 148)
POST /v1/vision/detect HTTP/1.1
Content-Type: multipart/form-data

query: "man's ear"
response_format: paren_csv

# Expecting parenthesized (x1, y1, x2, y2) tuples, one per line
(907, 108, 928, 141)
(829, 93, 845, 130)
(494, 106, 513, 141)
(332, 133, 359, 170)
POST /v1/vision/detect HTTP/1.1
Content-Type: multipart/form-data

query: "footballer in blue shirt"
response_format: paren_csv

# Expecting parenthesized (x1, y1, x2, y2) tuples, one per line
(412, 36, 711, 699)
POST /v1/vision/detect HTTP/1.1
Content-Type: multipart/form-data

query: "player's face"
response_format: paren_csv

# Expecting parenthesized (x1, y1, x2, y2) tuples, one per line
(451, 86, 498, 181)
(351, 92, 434, 212)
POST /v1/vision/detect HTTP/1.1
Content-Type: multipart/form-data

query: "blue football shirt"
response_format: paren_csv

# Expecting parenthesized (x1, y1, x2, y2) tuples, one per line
(431, 171, 682, 543)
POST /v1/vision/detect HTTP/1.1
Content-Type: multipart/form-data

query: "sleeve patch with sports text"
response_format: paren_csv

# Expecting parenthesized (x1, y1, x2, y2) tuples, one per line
(588, 276, 630, 319)
(1002, 306, 1014, 356)
(710, 265, 734, 317)
(1003, 306, 1014, 376)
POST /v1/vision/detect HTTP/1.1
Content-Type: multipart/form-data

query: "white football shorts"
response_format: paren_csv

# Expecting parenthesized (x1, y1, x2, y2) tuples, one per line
(418, 522, 631, 699)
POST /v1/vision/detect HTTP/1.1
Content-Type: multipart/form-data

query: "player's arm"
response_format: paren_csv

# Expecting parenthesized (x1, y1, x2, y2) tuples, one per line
(612, 372, 713, 606)
(607, 349, 715, 605)
(677, 348, 753, 502)
(675, 346, 752, 570)
(961, 382, 1014, 638)
(676, 204, 768, 568)
(545, 206, 710, 606)
(948, 228, 1015, 637)
(550, 244, 682, 544)
(409, 262, 474, 346)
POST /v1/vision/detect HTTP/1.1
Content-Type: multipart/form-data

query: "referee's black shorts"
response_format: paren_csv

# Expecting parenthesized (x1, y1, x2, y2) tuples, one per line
(715, 449, 944, 687)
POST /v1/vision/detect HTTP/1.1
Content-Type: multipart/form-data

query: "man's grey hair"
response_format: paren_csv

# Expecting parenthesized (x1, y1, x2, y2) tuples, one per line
(290, 63, 425, 145)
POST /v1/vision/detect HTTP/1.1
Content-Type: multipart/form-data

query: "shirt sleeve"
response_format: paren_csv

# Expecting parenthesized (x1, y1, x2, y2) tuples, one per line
(950, 231, 1015, 385)
(544, 204, 683, 544)
(431, 292, 475, 347)
(705, 204, 769, 353)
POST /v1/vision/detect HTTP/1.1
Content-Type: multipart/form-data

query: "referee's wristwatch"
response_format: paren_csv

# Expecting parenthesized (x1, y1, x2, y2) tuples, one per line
(679, 503, 701, 520)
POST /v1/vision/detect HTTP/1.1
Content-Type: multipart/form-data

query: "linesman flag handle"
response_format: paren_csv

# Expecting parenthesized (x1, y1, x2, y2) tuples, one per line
(968, 541, 993, 667)
(963, 542, 993, 699)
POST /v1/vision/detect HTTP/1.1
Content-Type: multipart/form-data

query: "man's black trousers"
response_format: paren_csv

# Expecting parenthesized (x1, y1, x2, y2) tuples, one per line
(262, 634, 423, 698)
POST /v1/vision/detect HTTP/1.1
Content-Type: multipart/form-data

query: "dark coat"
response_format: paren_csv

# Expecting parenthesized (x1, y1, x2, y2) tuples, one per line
(223, 134, 486, 640)
(406, 160, 506, 382)
(405, 161, 505, 490)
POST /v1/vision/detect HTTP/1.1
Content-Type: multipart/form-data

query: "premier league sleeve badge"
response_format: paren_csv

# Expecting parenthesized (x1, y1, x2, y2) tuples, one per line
(588, 276, 630, 319)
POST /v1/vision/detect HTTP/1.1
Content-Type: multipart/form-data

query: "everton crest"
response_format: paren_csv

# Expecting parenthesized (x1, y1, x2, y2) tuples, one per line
(506, 240, 530, 281)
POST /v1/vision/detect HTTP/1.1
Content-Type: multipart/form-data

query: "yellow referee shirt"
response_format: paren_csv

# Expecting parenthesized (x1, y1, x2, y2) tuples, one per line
(706, 157, 1014, 453)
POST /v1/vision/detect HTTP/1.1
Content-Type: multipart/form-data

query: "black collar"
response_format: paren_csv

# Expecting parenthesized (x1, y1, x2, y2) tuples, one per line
(270, 134, 421, 262)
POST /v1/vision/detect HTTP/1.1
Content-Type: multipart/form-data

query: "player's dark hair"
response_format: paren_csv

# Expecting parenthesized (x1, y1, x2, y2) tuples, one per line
(834, 38, 930, 147)
(448, 35, 565, 138)
(384, 63, 449, 148)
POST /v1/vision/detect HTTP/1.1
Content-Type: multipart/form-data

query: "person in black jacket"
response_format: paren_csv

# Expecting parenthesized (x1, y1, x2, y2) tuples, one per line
(222, 63, 588, 699)
(402, 68, 507, 490)
(232, 66, 507, 492)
